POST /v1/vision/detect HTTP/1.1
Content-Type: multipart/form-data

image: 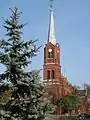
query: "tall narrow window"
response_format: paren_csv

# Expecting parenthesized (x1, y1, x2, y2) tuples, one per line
(48, 49, 53, 58)
(52, 70, 55, 79)
(44, 48, 46, 59)
(48, 51, 51, 58)
(47, 70, 50, 79)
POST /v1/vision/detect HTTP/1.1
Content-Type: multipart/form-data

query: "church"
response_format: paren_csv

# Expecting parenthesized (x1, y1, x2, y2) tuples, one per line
(42, 1, 90, 115)
(43, 2, 73, 105)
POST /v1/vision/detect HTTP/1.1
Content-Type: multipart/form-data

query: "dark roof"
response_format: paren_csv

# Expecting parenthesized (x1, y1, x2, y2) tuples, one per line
(76, 90, 86, 96)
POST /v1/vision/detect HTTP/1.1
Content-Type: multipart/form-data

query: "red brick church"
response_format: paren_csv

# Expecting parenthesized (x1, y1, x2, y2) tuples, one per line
(43, 3, 73, 105)
(43, 2, 90, 115)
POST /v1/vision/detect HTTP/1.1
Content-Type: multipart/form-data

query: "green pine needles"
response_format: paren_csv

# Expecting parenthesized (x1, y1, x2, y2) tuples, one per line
(0, 7, 49, 120)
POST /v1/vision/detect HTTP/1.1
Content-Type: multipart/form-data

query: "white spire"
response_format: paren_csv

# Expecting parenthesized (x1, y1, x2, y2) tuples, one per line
(48, 1, 56, 45)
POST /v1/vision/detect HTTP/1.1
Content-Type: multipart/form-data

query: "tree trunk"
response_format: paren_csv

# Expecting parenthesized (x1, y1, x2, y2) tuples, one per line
(69, 110, 72, 116)
(60, 107, 61, 115)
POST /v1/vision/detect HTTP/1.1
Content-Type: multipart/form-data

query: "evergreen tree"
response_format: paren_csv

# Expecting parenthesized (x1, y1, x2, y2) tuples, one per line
(0, 7, 49, 120)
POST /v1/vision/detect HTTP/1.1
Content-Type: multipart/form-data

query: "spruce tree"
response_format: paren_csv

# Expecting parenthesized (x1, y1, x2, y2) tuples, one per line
(0, 7, 49, 120)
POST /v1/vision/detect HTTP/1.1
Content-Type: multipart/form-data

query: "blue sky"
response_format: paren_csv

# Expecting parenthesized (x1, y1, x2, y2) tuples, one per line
(0, 0, 90, 86)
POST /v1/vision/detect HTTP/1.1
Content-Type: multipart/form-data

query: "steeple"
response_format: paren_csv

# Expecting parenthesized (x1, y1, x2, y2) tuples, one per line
(48, 0, 56, 45)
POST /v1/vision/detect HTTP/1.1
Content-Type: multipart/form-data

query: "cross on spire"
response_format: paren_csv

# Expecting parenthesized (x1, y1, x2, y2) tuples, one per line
(48, 0, 56, 45)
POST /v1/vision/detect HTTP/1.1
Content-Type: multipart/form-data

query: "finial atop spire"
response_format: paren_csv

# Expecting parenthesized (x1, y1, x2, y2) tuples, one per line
(48, 0, 56, 45)
(50, 0, 53, 10)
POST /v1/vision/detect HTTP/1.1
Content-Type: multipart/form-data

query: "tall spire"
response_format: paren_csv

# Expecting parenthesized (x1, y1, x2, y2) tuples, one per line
(48, 0, 56, 45)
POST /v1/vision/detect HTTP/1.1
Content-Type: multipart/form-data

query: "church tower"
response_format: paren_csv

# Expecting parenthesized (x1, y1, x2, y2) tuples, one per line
(43, 1, 73, 104)
(43, 1, 61, 84)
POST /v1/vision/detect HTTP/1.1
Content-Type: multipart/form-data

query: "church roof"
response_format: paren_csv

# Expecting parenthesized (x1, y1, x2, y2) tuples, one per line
(76, 90, 86, 96)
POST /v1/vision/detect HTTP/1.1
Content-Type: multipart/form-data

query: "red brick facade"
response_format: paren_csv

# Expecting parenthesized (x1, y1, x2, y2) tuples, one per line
(43, 42, 60, 81)
(43, 42, 73, 103)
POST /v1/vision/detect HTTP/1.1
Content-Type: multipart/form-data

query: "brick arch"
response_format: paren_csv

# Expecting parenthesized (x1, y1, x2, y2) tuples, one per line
(47, 70, 50, 79)
(52, 70, 55, 79)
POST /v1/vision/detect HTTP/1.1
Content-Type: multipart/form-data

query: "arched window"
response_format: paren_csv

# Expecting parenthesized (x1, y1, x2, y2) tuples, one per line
(48, 51, 51, 58)
(48, 49, 53, 58)
(47, 70, 50, 79)
(48, 51, 53, 58)
(52, 70, 55, 79)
